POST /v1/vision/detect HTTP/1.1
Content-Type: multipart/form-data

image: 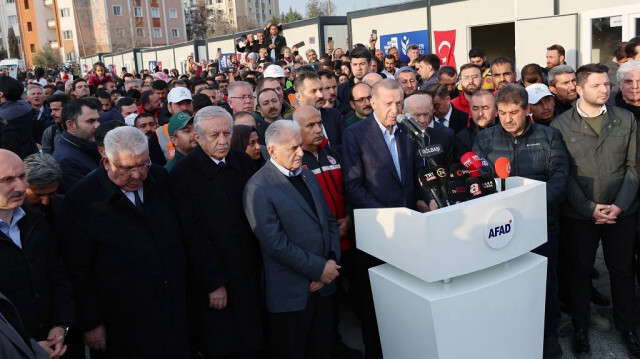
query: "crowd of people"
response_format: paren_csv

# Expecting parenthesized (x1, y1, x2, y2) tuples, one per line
(1, 26, 640, 359)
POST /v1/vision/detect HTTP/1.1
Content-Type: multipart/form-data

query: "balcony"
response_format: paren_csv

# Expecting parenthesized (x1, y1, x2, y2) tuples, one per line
(44, 0, 53, 7)
(47, 19, 56, 29)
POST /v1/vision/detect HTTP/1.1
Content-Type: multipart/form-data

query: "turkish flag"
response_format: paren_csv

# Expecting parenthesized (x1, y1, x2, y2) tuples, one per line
(434, 30, 456, 69)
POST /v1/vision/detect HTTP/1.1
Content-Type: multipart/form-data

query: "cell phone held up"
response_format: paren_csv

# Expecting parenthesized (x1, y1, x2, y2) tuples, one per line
(372, 29, 378, 41)
(294, 41, 305, 49)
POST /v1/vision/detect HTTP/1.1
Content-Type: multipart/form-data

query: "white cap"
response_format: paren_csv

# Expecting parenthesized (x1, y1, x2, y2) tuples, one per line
(124, 113, 138, 126)
(167, 87, 193, 104)
(526, 83, 554, 105)
(263, 65, 285, 78)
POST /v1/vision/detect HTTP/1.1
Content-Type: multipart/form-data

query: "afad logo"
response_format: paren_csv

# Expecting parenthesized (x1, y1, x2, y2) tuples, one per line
(484, 208, 515, 249)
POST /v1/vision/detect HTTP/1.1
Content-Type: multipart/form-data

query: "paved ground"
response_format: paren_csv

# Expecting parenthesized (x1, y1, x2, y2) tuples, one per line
(336, 244, 638, 358)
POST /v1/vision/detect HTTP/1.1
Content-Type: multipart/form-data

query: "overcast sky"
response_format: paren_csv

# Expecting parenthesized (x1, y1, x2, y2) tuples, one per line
(278, 0, 405, 17)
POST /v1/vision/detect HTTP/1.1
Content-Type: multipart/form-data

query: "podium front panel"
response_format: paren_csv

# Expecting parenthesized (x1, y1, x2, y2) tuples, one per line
(355, 177, 547, 282)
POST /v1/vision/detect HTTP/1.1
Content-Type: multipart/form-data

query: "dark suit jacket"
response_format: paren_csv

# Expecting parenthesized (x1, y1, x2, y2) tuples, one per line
(448, 105, 470, 133)
(0, 204, 74, 341)
(169, 146, 263, 356)
(425, 126, 455, 168)
(59, 165, 189, 358)
(342, 114, 425, 209)
(0, 293, 49, 359)
(243, 161, 341, 313)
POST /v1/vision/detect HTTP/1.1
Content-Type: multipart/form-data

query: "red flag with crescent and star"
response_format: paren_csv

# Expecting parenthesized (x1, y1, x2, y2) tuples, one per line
(434, 30, 456, 69)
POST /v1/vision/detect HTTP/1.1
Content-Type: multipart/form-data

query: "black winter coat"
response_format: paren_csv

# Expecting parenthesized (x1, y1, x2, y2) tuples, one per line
(0, 204, 74, 341)
(169, 146, 264, 357)
(59, 165, 189, 358)
(472, 121, 570, 229)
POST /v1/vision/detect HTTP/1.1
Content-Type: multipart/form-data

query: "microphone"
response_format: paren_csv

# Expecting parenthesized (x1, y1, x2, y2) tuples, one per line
(396, 113, 424, 138)
(447, 181, 467, 205)
(465, 177, 484, 200)
(396, 113, 426, 136)
(460, 152, 484, 178)
(479, 174, 498, 195)
(433, 165, 450, 206)
(448, 163, 470, 182)
(495, 157, 511, 192)
(418, 168, 445, 208)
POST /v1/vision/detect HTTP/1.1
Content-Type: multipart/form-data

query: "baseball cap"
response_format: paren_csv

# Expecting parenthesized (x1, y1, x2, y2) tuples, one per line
(168, 112, 193, 136)
(526, 83, 554, 105)
(263, 65, 285, 78)
(167, 87, 193, 104)
(394, 66, 415, 80)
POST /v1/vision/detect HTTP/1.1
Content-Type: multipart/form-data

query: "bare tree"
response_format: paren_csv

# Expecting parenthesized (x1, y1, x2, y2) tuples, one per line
(305, 0, 334, 18)
(211, 11, 233, 36)
(186, 0, 210, 40)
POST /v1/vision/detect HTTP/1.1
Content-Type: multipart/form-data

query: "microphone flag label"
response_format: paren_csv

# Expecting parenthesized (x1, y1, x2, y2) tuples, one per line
(484, 208, 515, 249)
(418, 144, 443, 158)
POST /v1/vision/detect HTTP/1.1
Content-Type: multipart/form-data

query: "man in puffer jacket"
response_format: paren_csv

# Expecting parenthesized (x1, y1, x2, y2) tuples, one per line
(0, 76, 38, 158)
(473, 84, 569, 359)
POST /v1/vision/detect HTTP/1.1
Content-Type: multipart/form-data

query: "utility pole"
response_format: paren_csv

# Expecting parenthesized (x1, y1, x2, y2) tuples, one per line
(327, 0, 331, 16)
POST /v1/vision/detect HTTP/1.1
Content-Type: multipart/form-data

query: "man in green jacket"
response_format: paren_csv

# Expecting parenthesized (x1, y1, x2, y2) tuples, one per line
(551, 63, 640, 357)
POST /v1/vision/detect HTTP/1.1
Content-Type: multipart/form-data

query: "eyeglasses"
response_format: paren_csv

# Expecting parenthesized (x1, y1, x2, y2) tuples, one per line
(229, 95, 255, 101)
(461, 74, 481, 81)
(353, 96, 372, 104)
(113, 159, 152, 174)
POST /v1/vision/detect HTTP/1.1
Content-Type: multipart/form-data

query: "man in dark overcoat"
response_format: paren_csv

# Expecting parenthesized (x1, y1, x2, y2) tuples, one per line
(169, 106, 264, 358)
(58, 126, 189, 358)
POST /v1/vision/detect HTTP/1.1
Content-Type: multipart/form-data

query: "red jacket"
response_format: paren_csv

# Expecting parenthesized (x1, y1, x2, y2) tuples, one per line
(87, 73, 113, 87)
(450, 92, 472, 118)
(301, 140, 352, 251)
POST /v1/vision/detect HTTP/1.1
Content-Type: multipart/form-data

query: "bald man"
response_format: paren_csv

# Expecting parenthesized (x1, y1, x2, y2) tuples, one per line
(403, 94, 455, 169)
(293, 105, 358, 357)
(362, 73, 383, 88)
(0, 149, 74, 359)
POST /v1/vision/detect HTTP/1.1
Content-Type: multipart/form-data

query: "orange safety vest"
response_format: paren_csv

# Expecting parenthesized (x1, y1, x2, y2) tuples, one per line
(156, 124, 175, 161)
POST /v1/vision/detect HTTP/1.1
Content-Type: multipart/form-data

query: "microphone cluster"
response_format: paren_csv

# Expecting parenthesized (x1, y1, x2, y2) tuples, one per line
(418, 152, 499, 208)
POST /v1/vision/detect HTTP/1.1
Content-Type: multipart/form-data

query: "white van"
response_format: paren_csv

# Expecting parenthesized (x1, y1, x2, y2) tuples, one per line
(0, 58, 26, 79)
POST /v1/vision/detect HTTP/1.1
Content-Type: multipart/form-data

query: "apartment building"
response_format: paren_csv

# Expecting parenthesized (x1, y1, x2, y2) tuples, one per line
(0, 0, 22, 60)
(187, 0, 279, 31)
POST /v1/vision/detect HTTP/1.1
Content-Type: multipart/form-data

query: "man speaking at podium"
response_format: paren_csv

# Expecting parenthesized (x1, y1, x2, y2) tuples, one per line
(342, 79, 427, 359)
(473, 84, 569, 358)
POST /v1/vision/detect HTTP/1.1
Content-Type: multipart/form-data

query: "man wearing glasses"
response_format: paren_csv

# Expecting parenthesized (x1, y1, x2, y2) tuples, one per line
(451, 63, 484, 118)
(344, 83, 373, 127)
(59, 126, 189, 358)
(227, 81, 256, 114)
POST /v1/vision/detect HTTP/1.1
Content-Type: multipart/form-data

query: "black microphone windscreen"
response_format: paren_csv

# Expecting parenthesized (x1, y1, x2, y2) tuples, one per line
(449, 163, 470, 181)
(465, 177, 484, 200)
(479, 174, 498, 195)
(447, 181, 467, 204)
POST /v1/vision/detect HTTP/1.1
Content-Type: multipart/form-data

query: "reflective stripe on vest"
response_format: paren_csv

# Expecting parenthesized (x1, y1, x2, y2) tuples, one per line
(156, 124, 175, 161)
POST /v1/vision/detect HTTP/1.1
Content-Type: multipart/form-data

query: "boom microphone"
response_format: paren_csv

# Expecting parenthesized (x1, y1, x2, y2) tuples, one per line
(495, 157, 511, 192)
(418, 168, 445, 208)
(433, 165, 450, 206)
(460, 152, 484, 178)
(396, 113, 424, 138)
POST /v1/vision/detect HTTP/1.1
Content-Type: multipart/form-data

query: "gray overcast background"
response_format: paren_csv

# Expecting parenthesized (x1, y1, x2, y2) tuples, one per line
(278, 0, 406, 17)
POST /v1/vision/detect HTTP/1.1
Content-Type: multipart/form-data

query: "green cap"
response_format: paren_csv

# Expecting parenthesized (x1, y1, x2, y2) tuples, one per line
(168, 112, 193, 136)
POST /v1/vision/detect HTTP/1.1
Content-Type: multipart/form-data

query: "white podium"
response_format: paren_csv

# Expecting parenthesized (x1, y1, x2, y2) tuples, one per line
(354, 177, 548, 359)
